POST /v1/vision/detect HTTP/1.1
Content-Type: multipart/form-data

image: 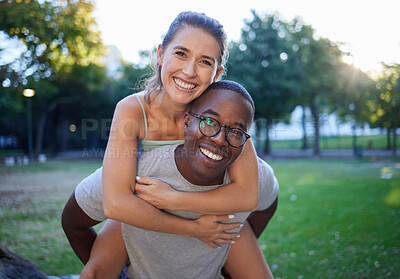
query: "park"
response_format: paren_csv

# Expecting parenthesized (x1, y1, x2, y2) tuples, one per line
(1, 0, 400, 278)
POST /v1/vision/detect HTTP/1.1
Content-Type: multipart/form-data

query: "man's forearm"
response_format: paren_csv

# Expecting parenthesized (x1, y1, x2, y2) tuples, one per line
(61, 192, 101, 264)
(64, 227, 98, 264)
(247, 197, 278, 238)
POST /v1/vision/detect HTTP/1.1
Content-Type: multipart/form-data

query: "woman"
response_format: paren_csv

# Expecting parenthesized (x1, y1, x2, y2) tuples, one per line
(65, 11, 276, 278)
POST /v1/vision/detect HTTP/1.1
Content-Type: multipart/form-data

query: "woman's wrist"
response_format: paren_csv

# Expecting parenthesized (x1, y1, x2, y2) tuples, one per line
(178, 217, 198, 238)
(166, 190, 185, 211)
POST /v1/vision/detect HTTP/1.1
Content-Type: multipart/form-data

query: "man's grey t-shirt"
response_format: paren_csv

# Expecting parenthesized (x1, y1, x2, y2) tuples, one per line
(75, 144, 278, 279)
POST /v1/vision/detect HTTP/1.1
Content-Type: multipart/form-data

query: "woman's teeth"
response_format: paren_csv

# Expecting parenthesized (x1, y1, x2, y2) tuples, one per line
(200, 147, 223, 161)
(174, 78, 196, 90)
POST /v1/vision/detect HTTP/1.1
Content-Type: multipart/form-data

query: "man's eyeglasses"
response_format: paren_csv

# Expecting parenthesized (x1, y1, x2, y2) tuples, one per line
(189, 112, 250, 148)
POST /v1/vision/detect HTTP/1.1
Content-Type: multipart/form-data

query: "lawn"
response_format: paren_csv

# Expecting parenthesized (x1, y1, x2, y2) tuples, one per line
(0, 158, 399, 278)
(268, 134, 398, 150)
(261, 159, 400, 279)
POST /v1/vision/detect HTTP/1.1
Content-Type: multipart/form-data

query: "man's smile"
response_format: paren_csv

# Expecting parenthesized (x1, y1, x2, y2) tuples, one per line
(199, 146, 223, 161)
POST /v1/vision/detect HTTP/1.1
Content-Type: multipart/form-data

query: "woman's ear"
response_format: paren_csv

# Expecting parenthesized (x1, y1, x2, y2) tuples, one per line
(213, 66, 224, 82)
(156, 44, 163, 67)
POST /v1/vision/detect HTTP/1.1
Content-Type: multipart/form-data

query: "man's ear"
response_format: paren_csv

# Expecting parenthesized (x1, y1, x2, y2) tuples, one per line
(213, 66, 224, 82)
(156, 44, 163, 67)
(183, 112, 191, 133)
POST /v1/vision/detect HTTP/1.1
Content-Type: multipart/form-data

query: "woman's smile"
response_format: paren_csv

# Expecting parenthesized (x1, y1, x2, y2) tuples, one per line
(173, 77, 197, 90)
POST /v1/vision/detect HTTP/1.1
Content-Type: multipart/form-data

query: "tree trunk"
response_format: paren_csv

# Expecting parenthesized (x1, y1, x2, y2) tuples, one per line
(393, 125, 397, 156)
(387, 128, 392, 150)
(50, 106, 60, 156)
(34, 111, 47, 156)
(352, 123, 357, 151)
(309, 98, 320, 156)
(301, 105, 308, 150)
(264, 117, 271, 155)
(255, 118, 262, 153)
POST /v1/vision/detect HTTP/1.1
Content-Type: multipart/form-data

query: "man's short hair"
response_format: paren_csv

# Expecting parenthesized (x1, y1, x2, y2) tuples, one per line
(198, 80, 255, 119)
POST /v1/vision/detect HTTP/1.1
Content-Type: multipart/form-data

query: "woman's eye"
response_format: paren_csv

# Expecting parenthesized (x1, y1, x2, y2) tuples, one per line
(175, 51, 186, 57)
(201, 60, 212, 66)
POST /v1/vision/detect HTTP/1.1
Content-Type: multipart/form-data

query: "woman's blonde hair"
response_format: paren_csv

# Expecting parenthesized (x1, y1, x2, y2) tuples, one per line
(142, 11, 228, 103)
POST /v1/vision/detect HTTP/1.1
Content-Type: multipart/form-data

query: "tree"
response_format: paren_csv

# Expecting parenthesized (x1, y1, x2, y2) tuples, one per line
(289, 18, 343, 156)
(334, 63, 375, 151)
(227, 11, 302, 154)
(369, 63, 400, 155)
(0, 0, 106, 155)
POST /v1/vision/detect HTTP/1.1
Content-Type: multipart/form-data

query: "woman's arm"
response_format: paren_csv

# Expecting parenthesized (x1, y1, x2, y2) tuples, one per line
(136, 140, 259, 214)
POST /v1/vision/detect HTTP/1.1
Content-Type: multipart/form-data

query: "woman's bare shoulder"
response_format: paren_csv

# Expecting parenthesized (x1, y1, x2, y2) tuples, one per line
(114, 92, 146, 118)
(111, 92, 147, 139)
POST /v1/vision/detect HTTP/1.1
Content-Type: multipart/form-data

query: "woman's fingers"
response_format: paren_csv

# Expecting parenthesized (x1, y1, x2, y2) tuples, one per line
(219, 221, 244, 232)
(216, 214, 237, 222)
(135, 176, 153, 185)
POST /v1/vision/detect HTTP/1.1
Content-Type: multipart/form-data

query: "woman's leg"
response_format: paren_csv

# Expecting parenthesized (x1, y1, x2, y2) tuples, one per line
(223, 221, 273, 279)
(80, 219, 129, 279)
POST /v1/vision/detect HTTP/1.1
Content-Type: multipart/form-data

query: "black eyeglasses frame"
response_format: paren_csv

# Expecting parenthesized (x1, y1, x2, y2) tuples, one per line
(189, 112, 251, 148)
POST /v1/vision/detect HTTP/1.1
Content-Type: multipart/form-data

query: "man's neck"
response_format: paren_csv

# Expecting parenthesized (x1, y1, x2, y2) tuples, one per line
(174, 145, 225, 186)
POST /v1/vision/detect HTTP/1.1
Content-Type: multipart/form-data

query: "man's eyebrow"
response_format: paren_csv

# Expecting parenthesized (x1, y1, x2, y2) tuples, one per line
(201, 109, 219, 117)
(173, 46, 216, 62)
(202, 109, 247, 130)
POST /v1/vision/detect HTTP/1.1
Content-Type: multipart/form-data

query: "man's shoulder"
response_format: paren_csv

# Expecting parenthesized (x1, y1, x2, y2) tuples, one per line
(139, 144, 176, 161)
(137, 144, 178, 175)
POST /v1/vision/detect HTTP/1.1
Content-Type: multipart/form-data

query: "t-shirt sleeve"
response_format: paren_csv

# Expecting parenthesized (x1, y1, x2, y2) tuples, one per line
(74, 167, 107, 222)
(257, 157, 279, 211)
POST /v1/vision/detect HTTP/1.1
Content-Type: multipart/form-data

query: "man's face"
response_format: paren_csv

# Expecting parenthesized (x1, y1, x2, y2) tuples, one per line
(177, 88, 252, 186)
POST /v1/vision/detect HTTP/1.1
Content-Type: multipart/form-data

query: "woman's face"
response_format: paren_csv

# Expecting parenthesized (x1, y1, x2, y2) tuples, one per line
(157, 26, 223, 105)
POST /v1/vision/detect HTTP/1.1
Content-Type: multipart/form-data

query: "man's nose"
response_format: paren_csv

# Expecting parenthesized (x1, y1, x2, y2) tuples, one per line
(210, 128, 229, 146)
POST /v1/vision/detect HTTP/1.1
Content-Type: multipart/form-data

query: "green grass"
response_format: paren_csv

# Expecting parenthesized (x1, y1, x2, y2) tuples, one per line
(0, 160, 102, 275)
(260, 159, 400, 279)
(270, 134, 398, 150)
(1, 159, 400, 278)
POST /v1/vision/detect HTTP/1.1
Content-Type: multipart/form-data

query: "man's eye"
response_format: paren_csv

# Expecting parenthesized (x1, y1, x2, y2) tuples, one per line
(205, 118, 217, 126)
(230, 129, 244, 137)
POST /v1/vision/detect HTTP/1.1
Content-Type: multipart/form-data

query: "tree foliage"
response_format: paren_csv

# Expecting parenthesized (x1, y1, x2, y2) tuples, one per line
(369, 63, 400, 154)
(227, 10, 302, 154)
(0, 0, 107, 154)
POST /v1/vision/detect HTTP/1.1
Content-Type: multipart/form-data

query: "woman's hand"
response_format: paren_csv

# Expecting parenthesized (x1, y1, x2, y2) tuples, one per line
(134, 176, 178, 209)
(192, 214, 242, 248)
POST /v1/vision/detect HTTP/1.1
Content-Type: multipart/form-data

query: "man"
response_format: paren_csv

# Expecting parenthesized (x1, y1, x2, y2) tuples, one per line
(62, 80, 278, 278)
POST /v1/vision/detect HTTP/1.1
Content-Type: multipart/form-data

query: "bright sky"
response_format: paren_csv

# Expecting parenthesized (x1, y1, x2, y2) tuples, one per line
(93, 0, 400, 75)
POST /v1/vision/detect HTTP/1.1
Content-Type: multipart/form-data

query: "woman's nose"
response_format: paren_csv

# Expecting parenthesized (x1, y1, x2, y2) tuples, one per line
(182, 60, 197, 77)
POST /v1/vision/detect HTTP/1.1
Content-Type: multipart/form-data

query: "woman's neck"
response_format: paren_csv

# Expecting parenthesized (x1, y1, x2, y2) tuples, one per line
(158, 90, 189, 122)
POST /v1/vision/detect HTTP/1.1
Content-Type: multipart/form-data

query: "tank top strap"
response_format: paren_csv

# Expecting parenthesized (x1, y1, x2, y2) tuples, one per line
(135, 94, 148, 139)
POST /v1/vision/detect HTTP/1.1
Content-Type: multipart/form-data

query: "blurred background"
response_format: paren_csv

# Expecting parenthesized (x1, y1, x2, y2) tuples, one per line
(0, 1, 399, 278)
(0, 0, 399, 161)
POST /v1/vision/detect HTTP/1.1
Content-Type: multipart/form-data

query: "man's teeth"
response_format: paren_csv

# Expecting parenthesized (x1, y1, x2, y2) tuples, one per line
(200, 147, 223, 161)
(174, 78, 196, 90)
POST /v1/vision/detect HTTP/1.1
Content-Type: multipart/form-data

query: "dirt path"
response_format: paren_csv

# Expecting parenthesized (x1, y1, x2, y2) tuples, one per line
(0, 170, 89, 209)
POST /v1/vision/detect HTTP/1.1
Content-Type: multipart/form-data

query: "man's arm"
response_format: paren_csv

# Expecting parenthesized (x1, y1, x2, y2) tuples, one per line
(61, 191, 100, 264)
(247, 197, 278, 238)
